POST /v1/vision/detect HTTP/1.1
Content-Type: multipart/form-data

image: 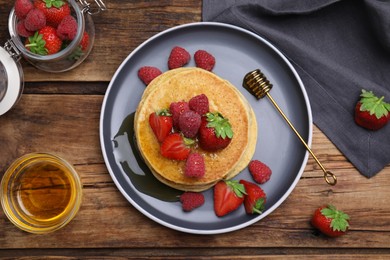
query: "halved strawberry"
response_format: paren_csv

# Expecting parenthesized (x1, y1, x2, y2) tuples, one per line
(149, 109, 173, 143)
(198, 112, 233, 151)
(239, 180, 266, 215)
(213, 180, 245, 217)
(160, 133, 192, 161)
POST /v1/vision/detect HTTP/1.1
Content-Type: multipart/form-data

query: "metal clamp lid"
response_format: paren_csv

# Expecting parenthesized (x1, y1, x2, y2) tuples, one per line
(0, 43, 24, 115)
(78, 0, 107, 15)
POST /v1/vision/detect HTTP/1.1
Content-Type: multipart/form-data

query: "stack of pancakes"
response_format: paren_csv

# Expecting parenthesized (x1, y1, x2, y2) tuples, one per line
(134, 68, 257, 192)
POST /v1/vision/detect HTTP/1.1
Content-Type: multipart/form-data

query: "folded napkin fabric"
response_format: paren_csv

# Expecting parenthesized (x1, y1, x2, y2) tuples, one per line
(202, 0, 390, 177)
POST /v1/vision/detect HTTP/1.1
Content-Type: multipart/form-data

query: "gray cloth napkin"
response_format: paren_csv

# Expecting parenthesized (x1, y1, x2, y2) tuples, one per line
(202, 0, 390, 177)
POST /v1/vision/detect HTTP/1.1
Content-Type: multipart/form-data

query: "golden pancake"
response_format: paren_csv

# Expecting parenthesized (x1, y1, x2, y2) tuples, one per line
(134, 68, 257, 191)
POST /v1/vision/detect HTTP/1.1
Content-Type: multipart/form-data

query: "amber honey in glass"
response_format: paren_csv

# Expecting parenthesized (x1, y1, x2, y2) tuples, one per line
(0, 153, 82, 233)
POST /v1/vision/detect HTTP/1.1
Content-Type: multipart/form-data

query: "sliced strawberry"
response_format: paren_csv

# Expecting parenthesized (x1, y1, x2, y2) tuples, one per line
(239, 180, 266, 215)
(149, 109, 173, 143)
(198, 112, 233, 151)
(213, 180, 245, 217)
(160, 133, 192, 161)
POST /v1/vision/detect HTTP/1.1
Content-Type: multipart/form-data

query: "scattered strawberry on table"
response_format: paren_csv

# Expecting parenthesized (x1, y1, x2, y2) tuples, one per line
(214, 180, 246, 217)
(14, 0, 90, 56)
(311, 204, 350, 237)
(354, 89, 390, 130)
(180, 192, 205, 212)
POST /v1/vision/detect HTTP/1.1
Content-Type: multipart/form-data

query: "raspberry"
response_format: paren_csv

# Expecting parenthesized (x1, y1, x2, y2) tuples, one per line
(185, 153, 205, 178)
(168, 46, 190, 69)
(180, 192, 205, 212)
(14, 0, 34, 20)
(179, 111, 201, 138)
(138, 66, 162, 85)
(24, 8, 46, 32)
(17, 20, 34, 37)
(194, 50, 215, 71)
(169, 101, 190, 130)
(56, 15, 78, 41)
(248, 160, 272, 184)
(189, 94, 209, 115)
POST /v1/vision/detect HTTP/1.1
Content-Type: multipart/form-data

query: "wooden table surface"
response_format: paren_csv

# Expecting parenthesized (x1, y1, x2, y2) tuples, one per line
(1, 1, 389, 259)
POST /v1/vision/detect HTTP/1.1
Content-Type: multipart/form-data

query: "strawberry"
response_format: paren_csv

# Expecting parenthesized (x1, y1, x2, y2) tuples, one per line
(160, 133, 193, 161)
(213, 180, 245, 217)
(198, 112, 233, 151)
(25, 26, 62, 55)
(79, 31, 89, 51)
(168, 46, 190, 69)
(149, 109, 173, 143)
(180, 192, 205, 212)
(354, 89, 390, 130)
(34, 0, 71, 28)
(239, 180, 266, 215)
(185, 153, 205, 178)
(138, 66, 162, 85)
(194, 50, 216, 71)
(248, 160, 272, 184)
(311, 204, 350, 237)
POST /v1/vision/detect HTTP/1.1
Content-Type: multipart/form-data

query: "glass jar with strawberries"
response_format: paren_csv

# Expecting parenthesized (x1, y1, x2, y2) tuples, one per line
(0, 0, 106, 115)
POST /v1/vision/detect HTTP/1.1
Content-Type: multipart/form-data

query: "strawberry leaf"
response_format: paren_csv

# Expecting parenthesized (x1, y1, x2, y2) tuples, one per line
(205, 112, 234, 139)
(44, 0, 65, 8)
(359, 89, 390, 119)
(226, 180, 246, 198)
(321, 204, 350, 232)
(25, 31, 48, 55)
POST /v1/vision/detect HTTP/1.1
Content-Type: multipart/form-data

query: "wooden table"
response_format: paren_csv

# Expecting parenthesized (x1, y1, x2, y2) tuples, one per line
(1, 1, 389, 258)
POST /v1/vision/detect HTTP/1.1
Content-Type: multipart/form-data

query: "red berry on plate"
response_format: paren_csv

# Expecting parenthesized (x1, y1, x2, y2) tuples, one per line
(213, 180, 245, 217)
(189, 94, 209, 116)
(149, 109, 173, 143)
(14, 0, 34, 20)
(198, 112, 233, 151)
(180, 192, 205, 212)
(194, 50, 215, 71)
(248, 160, 272, 184)
(185, 153, 205, 178)
(179, 110, 201, 138)
(168, 46, 190, 69)
(239, 179, 266, 215)
(311, 204, 350, 237)
(160, 133, 192, 161)
(354, 89, 390, 131)
(24, 8, 46, 32)
(169, 101, 190, 130)
(138, 66, 162, 85)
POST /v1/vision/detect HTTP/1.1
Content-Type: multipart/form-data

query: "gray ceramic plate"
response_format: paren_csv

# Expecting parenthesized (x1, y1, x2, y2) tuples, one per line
(100, 22, 312, 234)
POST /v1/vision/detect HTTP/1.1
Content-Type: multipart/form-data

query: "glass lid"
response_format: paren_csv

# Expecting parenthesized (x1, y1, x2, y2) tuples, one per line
(0, 46, 23, 115)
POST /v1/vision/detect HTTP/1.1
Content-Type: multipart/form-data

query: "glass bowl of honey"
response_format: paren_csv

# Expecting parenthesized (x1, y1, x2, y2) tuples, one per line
(0, 153, 82, 234)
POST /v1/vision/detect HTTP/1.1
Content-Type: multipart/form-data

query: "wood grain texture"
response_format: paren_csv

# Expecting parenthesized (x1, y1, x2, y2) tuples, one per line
(0, 0, 389, 258)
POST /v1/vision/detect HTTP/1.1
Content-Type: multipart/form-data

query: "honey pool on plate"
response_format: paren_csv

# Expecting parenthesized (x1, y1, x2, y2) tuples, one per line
(0, 153, 82, 233)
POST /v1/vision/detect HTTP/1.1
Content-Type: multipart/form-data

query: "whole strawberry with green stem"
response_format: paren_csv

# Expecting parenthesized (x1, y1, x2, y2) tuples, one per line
(198, 112, 233, 151)
(311, 204, 350, 237)
(354, 89, 390, 130)
(239, 180, 266, 215)
(34, 0, 71, 28)
(25, 26, 62, 55)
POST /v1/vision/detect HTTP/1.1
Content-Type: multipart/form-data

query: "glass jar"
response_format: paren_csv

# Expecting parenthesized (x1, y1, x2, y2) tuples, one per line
(0, 0, 106, 115)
